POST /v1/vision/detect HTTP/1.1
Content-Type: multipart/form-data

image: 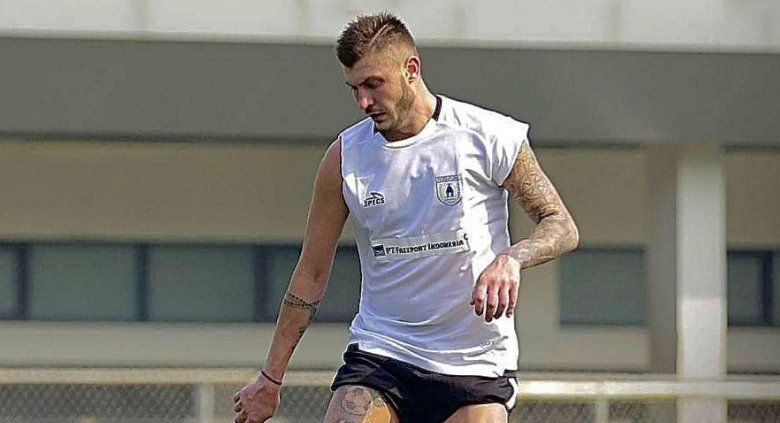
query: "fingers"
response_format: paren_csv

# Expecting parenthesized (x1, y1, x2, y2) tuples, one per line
(506, 282, 518, 318)
(470, 282, 487, 316)
(233, 390, 245, 421)
(473, 277, 519, 322)
(234, 411, 248, 423)
(493, 284, 510, 320)
(234, 382, 278, 423)
(485, 286, 499, 322)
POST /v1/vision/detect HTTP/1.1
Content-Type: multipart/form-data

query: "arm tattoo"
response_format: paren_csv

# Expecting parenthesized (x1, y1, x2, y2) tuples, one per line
(283, 292, 320, 311)
(502, 143, 579, 269)
(282, 292, 321, 347)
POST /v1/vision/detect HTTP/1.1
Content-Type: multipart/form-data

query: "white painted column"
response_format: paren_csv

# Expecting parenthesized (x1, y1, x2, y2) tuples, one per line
(647, 144, 727, 422)
(195, 383, 215, 423)
(676, 144, 727, 423)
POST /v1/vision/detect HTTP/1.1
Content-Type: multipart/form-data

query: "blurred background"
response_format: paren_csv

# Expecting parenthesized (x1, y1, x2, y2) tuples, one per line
(0, 0, 779, 422)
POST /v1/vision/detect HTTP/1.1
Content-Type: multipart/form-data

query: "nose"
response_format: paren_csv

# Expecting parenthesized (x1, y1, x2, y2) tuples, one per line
(355, 88, 374, 112)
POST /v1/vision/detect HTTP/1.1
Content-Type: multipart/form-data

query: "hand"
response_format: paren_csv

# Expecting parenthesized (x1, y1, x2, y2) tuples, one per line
(470, 254, 521, 322)
(233, 373, 281, 423)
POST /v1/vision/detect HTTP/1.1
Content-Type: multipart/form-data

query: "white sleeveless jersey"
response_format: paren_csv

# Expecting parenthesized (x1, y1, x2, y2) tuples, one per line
(339, 95, 529, 377)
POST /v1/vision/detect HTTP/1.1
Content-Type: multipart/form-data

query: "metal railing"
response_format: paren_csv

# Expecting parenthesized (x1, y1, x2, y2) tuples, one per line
(1, 368, 780, 422)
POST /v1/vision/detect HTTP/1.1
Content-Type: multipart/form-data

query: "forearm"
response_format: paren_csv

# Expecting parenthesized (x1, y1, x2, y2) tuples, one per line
(501, 142, 579, 270)
(503, 211, 579, 270)
(262, 272, 327, 380)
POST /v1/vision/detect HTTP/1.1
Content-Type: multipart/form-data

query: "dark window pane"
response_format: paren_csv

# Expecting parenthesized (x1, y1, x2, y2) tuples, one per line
(265, 247, 300, 318)
(264, 246, 360, 322)
(0, 246, 16, 316)
(774, 253, 779, 326)
(30, 245, 136, 320)
(559, 249, 645, 325)
(148, 245, 254, 322)
(727, 253, 764, 325)
(319, 248, 361, 321)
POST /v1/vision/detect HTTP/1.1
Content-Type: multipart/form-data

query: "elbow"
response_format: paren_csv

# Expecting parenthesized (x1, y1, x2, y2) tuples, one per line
(291, 262, 331, 292)
(311, 273, 331, 288)
(566, 219, 580, 253)
(297, 267, 330, 288)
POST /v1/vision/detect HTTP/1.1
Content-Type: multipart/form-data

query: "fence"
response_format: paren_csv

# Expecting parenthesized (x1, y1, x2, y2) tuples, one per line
(1, 368, 780, 422)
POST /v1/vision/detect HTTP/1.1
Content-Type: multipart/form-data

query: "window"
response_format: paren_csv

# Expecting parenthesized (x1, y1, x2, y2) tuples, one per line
(0, 246, 17, 317)
(559, 248, 645, 325)
(2, 242, 364, 323)
(262, 246, 361, 322)
(727, 252, 765, 325)
(29, 245, 136, 321)
(3, 241, 778, 325)
(774, 254, 780, 326)
(264, 246, 300, 317)
(319, 248, 361, 321)
(147, 245, 255, 322)
(727, 251, 777, 326)
(559, 248, 778, 327)
(3, 241, 779, 325)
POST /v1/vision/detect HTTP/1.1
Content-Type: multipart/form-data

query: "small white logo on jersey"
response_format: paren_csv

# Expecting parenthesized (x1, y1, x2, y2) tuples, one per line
(363, 191, 386, 207)
(435, 174, 463, 206)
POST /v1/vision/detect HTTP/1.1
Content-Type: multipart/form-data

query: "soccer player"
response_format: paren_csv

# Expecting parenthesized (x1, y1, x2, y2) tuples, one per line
(234, 12, 579, 423)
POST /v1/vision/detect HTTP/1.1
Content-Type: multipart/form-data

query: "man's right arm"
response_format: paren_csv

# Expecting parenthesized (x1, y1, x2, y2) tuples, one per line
(262, 138, 349, 380)
(233, 139, 348, 423)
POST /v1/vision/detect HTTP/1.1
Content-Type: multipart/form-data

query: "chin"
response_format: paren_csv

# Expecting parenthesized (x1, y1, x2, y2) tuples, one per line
(374, 120, 392, 131)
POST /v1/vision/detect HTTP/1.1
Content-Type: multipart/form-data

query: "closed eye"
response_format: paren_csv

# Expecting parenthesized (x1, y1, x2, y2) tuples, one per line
(364, 79, 382, 89)
(345, 77, 384, 91)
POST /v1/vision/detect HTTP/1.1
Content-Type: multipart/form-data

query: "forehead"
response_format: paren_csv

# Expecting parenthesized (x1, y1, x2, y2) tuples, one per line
(343, 51, 399, 84)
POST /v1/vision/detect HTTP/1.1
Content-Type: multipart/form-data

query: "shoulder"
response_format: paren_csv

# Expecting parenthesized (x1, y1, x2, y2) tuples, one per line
(437, 95, 529, 143)
(318, 138, 343, 186)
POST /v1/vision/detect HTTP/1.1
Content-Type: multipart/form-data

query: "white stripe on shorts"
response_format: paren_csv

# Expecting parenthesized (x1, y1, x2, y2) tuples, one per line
(505, 377, 519, 410)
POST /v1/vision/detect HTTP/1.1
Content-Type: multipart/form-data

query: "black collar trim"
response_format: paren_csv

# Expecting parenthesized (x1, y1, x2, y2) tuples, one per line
(432, 94, 442, 121)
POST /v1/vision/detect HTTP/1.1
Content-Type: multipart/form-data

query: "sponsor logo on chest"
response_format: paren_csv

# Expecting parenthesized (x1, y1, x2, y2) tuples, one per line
(370, 229, 470, 261)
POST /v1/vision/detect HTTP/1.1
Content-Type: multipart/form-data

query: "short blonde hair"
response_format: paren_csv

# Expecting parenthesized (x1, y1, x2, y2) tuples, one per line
(336, 12, 417, 68)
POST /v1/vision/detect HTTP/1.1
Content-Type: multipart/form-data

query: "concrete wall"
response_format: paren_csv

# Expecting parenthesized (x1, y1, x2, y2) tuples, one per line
(2, 38, 779, 147)
(0, 140, 778, 372)
(1, 0, 779, 50)
(0, 140, 336, 243)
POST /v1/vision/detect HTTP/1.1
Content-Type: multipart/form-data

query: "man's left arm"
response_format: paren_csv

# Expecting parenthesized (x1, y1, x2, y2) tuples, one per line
(471, 142, 579, 321)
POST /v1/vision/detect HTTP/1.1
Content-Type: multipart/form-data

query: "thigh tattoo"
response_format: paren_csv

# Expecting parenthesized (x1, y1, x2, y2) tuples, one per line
(336, 386, 387, 422)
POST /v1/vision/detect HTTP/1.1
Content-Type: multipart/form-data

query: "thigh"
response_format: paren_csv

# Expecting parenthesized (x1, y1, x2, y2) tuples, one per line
(324, 385, 400, 423)
(443, 403, 508, 423)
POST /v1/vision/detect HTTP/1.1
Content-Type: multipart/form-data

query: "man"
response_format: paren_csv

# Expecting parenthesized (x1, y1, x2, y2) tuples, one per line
(234, 12, 578, 423)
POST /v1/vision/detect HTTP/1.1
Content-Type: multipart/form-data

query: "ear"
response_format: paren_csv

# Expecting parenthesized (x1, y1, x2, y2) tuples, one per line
(404, 56, 421, 83)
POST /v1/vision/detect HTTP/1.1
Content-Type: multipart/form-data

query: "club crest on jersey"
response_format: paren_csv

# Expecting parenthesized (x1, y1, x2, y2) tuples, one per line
(363, 191, 386, 208)
(435, 174, 463, 206)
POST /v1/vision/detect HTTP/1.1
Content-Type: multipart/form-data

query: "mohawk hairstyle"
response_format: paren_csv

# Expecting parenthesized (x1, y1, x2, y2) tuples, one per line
(336, 12, 417, 68)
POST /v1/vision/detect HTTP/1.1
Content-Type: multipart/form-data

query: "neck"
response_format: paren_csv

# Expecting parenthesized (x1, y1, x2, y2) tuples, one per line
(382, 86, 436, 142)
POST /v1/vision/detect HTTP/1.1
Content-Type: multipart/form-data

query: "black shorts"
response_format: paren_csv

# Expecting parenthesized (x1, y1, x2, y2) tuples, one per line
(331, 344, 518, 423)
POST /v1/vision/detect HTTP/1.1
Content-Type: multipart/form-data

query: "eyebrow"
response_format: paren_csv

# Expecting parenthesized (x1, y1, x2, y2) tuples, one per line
(345, 76, 381, 89)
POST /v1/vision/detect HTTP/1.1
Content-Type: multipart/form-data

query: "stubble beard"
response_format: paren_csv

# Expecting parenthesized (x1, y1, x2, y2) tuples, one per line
(385, 80, 416, 133)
